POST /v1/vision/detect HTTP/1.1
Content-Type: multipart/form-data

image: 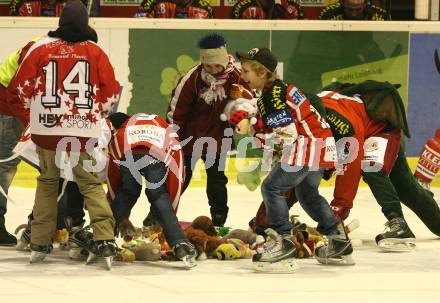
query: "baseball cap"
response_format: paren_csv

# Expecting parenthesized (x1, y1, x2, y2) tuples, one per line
(236, 48, 278, 73)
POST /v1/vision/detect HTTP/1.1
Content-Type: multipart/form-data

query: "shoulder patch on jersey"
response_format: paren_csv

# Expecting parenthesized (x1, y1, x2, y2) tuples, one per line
(288, 86, 307, 106)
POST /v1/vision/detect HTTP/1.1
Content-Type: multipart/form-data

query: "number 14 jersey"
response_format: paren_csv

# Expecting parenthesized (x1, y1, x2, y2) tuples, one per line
(10, 36, 120, 146)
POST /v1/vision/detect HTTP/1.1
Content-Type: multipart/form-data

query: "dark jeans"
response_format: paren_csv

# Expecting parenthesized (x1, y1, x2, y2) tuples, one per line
(0, 115, 23, 227)
(261, 163, 339, 236)
(111, 154, 186, 247)
(57, 180, 85, 229)
(183, 154, 228, 226)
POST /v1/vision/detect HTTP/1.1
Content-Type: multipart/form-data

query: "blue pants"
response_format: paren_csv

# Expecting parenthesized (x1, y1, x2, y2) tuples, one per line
(111, 154, 186, 247)
(261, 163, 339, 236)
(0, 115, 23, 227)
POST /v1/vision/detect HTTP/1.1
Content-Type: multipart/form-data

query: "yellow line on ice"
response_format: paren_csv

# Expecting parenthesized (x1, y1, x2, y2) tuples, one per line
(12, 157, 440, 188)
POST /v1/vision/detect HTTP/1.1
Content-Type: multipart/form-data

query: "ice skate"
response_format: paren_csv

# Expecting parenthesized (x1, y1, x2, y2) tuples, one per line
(15, 223, 31, 251)
(173, 241, 197, 268)
(375, 213, 416, 252)
(315, 222, 355, 266)
(252, 228, 298, 273)
(86, 240, 118, 270)
(68, 226, 93, 260)
(0, 226, 17, 247)
(29, 243, 53, 264)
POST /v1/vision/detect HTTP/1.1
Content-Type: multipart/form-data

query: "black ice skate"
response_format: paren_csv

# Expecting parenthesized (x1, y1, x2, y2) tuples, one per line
(375, 213, 416, 251)
(315, 222, 355, 266)
(0, 226, 17, 247)
(68, 226, 93, 259)
(252, 228, 298, 273)
(86, 240, 118, 270)
(29, 243, 53, 264)
(173, 241, 197, 268)
(15, 223, 31, 251)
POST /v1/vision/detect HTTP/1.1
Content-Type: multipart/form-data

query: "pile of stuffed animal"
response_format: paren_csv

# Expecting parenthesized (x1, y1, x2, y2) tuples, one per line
(114, 215, 326, 262)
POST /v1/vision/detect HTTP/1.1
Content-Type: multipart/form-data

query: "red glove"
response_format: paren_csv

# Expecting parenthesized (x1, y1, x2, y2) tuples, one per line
(330, 199, 351, 221)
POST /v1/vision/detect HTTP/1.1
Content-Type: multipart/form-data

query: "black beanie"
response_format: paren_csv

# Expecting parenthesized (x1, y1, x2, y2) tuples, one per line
(59, 0, 89, 31)
(108, 112, 131, 129)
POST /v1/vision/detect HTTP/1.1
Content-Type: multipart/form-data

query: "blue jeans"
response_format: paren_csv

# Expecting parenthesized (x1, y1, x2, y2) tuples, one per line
(0, 115, 23, 227)
(261, 163, 338, 236)
(111, 154, 186, 247)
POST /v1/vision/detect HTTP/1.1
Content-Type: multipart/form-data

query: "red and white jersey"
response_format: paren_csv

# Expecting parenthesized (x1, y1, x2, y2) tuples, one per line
(257, 80, 336, 169)
(9, 36, 120, 140)
(318, 90, 388, 209)
(282, 85, 336, 168)
(107, 114, 185, 211)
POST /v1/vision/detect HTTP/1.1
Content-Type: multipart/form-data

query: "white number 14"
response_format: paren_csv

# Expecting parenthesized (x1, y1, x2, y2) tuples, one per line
(41, 60, 93, 109)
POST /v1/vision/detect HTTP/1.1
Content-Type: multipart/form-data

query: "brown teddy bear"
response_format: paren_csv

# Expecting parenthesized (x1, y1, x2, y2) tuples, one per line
(159, 216, 224, 260)
(184, 216, 224, 259)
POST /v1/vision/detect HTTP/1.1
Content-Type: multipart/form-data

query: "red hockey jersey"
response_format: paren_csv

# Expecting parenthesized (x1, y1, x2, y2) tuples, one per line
(8, 36, 120, 150)
(318, 90, 387, 209)
(107, 114, 185, 211)
(258, 80, 337, 169)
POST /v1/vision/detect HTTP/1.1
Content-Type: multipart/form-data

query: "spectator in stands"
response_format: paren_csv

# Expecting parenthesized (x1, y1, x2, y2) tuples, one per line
(10, 0, 99, 16)
(135, 0, 213, 18)
(230, 0, 304, 19)
(319, 0, 389, 20)
(10, 0, 64, 16)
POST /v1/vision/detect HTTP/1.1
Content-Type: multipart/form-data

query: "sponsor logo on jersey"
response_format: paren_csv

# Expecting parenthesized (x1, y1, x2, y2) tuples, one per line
(325, 109, 354, 138)
(365, 140, 380, 152)
(127, 125, 166, 148)
(288, 86, 307, 106)
(264, 108, 293, 128)
(39, 113, 63, 128)
(38, 113, 93, 129)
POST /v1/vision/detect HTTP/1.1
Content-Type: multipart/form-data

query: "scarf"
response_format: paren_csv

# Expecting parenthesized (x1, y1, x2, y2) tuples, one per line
(48, 26, 93, 43)
(200, 55, 236, 105)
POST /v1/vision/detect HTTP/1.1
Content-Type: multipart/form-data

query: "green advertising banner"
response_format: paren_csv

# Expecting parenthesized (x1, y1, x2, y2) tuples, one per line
(128, 30, 408, 116)
(273, 31, 408, 105)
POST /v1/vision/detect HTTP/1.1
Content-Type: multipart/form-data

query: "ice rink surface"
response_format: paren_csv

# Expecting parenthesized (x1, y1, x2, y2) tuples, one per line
(1, 186, 440, 303)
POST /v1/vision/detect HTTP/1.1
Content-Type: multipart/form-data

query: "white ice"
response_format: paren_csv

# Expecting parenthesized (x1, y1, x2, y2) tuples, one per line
(1, 186, 440, 303)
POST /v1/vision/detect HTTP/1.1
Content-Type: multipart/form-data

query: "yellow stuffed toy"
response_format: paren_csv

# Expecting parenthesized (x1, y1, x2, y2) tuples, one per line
(215, 243, 241, 260)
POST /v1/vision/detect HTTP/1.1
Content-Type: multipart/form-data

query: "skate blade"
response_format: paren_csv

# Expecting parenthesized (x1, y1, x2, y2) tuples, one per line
(105, 256, 113, 270)
(86, 252, 97, 264)
(377, 238, 416, 252)
(181, 256, 197, 269)
(253, 258, 299, 273)
(29, 252, 46, 264)
(316, 254, 355, 266)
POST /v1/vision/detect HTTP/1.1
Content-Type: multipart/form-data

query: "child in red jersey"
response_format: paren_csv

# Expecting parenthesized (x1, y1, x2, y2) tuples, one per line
(237, 47, 353, 272)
